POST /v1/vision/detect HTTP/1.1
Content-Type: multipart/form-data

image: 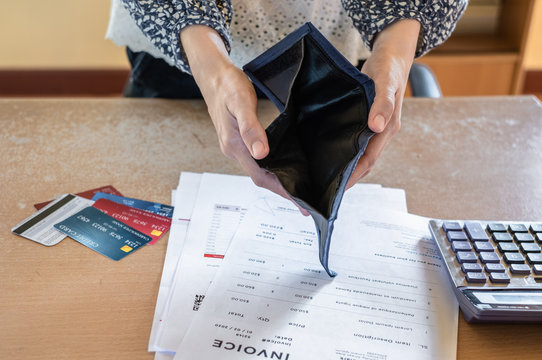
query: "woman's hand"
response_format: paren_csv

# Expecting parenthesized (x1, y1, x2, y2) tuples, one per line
(181, 20, 420, 210)
(347, 19, 421, 188)
(180, 26, 308, 214)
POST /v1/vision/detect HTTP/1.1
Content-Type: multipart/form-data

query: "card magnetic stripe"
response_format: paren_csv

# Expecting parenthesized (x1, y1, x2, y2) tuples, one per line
(13, 194, 75, 235)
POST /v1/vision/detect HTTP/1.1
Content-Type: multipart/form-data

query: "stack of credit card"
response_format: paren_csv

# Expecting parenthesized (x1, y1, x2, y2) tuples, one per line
(11, 186, 173, 260)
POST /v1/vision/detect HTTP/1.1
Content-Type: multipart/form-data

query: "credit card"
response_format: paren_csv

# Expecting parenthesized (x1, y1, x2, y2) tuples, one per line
(91, 192, 174, 218)
(54, 206, 152, 260)
(93, 198, 171, 245)
(12, 194, 94, 246)
(34, 185, 123, 210)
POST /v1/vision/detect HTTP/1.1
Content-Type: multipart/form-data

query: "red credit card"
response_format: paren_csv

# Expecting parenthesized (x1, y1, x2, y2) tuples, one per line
(92, 198, 171, 245)
(34, 185, 123, 210)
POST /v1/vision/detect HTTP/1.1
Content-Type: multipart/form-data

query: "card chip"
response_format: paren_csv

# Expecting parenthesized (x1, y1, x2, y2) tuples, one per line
(151, 230, 163, 236)
(120, 245, 133, 253)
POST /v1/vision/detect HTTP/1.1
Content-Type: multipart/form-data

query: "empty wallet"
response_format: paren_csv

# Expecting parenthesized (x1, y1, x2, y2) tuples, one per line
(243, 22, 375, 277)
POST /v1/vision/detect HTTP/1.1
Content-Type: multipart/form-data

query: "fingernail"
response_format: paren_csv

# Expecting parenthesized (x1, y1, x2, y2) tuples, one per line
(251, 141, 265, 158)
(374, 114, 385, 132)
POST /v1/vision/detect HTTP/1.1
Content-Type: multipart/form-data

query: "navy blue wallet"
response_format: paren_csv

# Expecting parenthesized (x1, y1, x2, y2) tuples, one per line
(243, 23, 375, 276)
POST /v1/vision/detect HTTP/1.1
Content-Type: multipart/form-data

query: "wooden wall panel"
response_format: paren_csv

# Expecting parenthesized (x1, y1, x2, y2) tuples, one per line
(417, 54, 517, 96)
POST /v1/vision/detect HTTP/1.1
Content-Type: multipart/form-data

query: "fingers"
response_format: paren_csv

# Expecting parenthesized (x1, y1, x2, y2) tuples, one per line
(291, 200, 311, 217)
(346, 162, 371, 189)
(234, 152, 310, 216)
(346, 131, 386, 189)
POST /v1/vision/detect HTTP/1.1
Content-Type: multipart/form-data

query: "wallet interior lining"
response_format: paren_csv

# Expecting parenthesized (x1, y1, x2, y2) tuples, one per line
(250, 40, 305, 110)
(258, 35, 370, 218)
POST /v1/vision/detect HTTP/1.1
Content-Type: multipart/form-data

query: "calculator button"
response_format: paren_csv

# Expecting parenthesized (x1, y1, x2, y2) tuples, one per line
(530, 224, 542, 233)
(514, 233, 535, 242)
(492, 232, 513, 242)
(462, 263, 483, 273)
(520, 243, 541, 253)
(487, 223, 507, 232)
(474, 241, 494, 252)
(451, 241, 472, 252)
(485, 263, 506, 273)
(510, 264, 531, 275)
(533, 264, 542, 275)
(457, 251, 478, 263)
(479, 252, 501, 263)
(465, 272, 486, 283)
(443, 222, 462, 232)
(464, 222, 489, 241)
(498, 242, 519, 253)
(508, 224, 529, 233)
(503, 252, 525, 264)
(447, 231, 468, 242)
(489, 272, 511, 283)
(526, 253, 542, 264)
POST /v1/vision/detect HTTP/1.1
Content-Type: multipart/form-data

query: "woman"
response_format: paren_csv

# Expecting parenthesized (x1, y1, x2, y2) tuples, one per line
(107, 0, 467, 199)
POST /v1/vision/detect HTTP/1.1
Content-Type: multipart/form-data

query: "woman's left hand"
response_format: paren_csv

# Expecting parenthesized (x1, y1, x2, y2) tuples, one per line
(347, 19, 421, 188)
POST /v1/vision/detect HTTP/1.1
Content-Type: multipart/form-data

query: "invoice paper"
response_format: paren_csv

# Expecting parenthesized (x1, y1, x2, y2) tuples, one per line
(154, 174, 258, 351)
(148, 172, 202, 353)
(174, 197, 458, 359)
(153, 173, 407, 353)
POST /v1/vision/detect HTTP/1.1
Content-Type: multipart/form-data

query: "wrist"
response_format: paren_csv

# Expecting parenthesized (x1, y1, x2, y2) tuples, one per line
(372, 19, 421, 62)
(180, 25, 234, 87)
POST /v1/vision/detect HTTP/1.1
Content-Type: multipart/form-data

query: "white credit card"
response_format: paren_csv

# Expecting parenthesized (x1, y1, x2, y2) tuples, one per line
(12, 194, 94, 246)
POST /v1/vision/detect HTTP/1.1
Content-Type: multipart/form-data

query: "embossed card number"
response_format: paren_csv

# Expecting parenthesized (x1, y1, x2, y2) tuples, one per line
(54, 206, 152, 260)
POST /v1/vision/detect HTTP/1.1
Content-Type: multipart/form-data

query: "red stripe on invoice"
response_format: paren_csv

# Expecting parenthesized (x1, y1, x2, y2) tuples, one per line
(204, 254, 225, 259)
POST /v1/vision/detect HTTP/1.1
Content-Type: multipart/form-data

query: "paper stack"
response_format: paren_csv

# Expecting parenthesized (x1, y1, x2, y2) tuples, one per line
(148, 172, 458, 360)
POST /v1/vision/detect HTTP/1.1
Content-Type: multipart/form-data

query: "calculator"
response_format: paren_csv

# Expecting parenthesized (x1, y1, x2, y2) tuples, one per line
(429, 220, 542, 322)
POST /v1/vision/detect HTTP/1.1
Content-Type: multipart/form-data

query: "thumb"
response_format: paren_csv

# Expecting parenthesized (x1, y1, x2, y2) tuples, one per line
(236, 107, 269, 160)
(368, 87, 395, 133)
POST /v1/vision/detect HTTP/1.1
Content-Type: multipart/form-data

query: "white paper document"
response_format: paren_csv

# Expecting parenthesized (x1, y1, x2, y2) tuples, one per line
(174, 197, 458, 359)
(148, 172, 202, 353)
(151, 173, 408, 354)
(154, 174, 258, 352)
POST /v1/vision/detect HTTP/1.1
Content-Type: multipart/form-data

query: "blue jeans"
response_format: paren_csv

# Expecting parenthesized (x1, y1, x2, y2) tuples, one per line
(123, 49, 203, 98)
(123, 49, 267, 99)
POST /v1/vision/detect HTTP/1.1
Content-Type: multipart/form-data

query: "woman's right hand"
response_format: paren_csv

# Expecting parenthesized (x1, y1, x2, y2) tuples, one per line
(180, 25, 300, 203)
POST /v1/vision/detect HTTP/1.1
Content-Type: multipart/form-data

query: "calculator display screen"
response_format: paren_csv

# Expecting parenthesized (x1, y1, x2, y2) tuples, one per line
(472, 291, 542, 306)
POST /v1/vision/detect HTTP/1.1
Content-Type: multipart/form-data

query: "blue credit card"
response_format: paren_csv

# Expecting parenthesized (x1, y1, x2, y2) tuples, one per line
(91, 192, 174, 218)
(54, 206, 152, 260)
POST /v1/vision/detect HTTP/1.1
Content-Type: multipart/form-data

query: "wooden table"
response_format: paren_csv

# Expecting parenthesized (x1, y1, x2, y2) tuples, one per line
(1, 97, 541, 359)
